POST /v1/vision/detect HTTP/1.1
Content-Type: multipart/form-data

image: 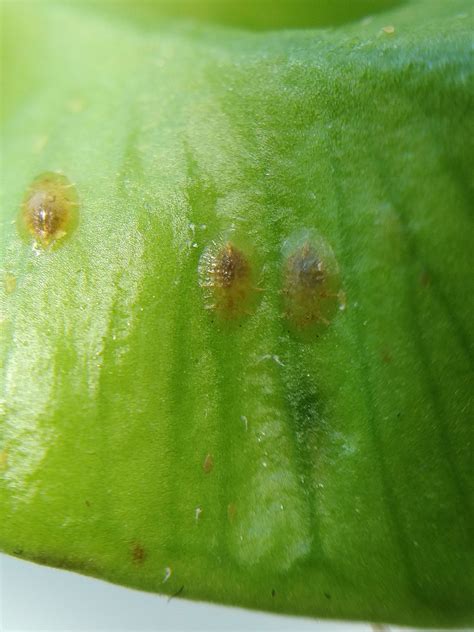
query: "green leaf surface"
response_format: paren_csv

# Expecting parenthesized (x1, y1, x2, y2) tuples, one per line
(1, 0, 473, 626)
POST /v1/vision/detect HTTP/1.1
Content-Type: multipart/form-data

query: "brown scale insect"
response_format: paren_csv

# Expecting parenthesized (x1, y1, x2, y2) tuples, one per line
(20, 172, 78, 248)
(199, 241, 258, 320)
(131, 542, 146, 565)
(283, 235, 342, 335)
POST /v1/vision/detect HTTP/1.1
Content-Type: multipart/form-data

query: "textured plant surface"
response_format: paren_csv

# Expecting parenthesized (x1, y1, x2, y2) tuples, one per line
(0, 0, 473, 626)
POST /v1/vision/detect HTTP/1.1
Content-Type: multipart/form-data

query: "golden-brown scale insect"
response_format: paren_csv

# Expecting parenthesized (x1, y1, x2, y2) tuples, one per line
(19, 172, 78, 248)
(199, 241, 259, 320)
(282, 231, 342, 337)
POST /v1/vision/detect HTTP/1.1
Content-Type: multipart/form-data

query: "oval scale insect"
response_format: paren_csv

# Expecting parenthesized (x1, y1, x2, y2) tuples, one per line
(19, 172, 78, 249)
(198, 239, 261, 321)
(282, 229, 343, 339)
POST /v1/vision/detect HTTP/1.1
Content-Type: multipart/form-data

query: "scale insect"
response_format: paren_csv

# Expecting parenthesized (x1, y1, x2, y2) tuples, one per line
(282, 229, 343, 338)
(198, 239, 261, 321)
(19, 172, 79, 249)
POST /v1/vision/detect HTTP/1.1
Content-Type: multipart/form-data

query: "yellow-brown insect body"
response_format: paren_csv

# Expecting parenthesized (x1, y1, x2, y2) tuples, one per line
(20, 172, 78, 248)
(199, 241, 256, 320)
(283, 230, 342, 337)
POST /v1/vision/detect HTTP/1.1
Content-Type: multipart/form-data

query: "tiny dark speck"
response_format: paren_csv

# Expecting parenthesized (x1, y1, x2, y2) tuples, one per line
(324, 592, 331, 599)
(168, 585, 185, 602)
(271, 589, 276, 597)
